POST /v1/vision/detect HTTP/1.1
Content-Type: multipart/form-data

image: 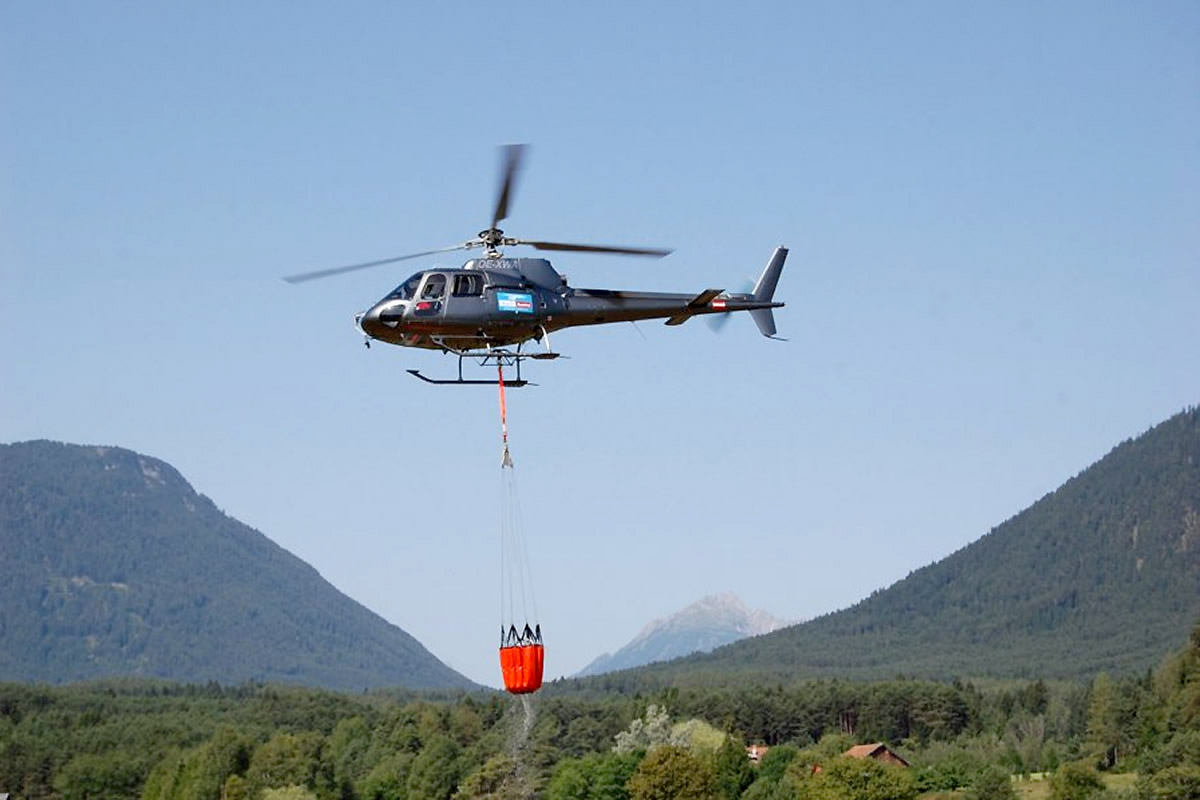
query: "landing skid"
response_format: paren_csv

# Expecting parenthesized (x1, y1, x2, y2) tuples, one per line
(406, 369, 529, 388)
(406, 342, 561, 387)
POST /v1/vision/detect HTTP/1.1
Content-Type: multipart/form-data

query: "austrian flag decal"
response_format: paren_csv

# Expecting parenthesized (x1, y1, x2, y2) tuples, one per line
(711, 298, 727, 310)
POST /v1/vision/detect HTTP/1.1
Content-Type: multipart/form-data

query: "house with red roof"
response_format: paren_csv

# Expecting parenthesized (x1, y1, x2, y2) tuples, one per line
(842, 742, 910, 767)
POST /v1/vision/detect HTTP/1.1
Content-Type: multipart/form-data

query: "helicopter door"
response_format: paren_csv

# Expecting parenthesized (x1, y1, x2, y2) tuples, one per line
(451, 272, 483, 299)
(443, 272, 485, 322)
(413, 273, 447, 317)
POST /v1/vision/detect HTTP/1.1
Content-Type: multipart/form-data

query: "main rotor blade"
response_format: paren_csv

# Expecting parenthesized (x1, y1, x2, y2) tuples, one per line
(282, 244, 472, 284)
(517, 240, 673, 258)
(491, 144, 528, 230)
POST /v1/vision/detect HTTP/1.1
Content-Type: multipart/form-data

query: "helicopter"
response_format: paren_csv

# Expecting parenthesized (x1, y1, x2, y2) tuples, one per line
(283, 145, 788, 386)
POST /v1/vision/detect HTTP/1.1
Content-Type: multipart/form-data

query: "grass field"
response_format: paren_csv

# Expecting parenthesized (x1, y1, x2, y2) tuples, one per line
(919, 771, 1138, 799)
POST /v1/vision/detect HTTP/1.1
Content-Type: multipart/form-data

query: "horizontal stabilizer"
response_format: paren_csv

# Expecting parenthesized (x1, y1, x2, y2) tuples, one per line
(687, 288, 724, 308)
(666, 288, 725, 326)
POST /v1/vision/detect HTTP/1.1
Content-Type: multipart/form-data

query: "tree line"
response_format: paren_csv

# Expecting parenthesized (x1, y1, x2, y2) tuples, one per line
(1, 621, 1197, 799)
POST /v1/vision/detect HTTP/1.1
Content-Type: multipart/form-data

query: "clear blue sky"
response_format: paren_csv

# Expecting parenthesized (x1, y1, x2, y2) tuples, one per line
(3, 2, 1198, 688)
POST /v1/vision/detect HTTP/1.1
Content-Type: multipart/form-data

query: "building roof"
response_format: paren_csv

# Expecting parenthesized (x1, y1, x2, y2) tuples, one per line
(844, 743, 886, 758)
(843, 743, 910, 767)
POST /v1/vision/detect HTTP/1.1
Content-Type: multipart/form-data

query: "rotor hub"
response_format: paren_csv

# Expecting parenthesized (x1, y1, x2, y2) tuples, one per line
(479, 227, 506, 257)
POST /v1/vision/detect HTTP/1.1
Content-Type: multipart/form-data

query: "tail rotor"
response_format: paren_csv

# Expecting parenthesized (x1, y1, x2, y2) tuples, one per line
(706, 277, 756, 334)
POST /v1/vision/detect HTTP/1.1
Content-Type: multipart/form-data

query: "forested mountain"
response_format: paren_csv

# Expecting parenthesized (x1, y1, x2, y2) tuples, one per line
(576, 593, 790, 677)
(0, 441, 477, 692)
(585, 406, 1200, 688)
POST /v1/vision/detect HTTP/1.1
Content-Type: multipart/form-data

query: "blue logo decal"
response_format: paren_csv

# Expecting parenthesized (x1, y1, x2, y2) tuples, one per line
(497, 292, 534, 314)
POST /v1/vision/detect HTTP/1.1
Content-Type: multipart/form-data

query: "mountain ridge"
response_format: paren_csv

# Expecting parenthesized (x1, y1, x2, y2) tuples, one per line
(0, 440, 478, 692)
(574, 406, 1200, 688)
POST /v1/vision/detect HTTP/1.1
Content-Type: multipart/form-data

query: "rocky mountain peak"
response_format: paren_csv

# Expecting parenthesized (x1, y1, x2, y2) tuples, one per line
(576, 592, 792, 677)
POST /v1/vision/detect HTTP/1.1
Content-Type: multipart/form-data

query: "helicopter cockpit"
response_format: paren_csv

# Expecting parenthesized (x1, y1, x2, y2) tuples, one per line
(386, 273, 424, 301)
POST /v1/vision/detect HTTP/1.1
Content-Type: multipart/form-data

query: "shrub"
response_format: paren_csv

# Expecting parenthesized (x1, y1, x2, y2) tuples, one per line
(1050, 762, 1105, 800)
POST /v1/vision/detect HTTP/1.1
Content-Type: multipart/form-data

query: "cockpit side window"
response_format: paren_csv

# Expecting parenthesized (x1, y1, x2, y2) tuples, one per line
(420, 273, 446, 300)
(452, 273, 483, 297)
(390, 273, 423, 300)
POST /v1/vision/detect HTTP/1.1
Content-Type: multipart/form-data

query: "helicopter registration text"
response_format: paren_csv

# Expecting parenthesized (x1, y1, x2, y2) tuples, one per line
(497, 292, 535, 314)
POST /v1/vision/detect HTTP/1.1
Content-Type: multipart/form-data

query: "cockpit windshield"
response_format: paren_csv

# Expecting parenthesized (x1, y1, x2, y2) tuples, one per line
(388, 273, 424, 301)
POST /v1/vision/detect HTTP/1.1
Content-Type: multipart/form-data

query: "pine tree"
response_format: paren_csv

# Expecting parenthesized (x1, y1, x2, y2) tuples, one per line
(1085, 673, 1118, 767)
(713, 734, 753, 800)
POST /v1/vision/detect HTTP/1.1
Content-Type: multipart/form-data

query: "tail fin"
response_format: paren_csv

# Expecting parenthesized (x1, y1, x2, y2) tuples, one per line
(750, 246, 788, 338)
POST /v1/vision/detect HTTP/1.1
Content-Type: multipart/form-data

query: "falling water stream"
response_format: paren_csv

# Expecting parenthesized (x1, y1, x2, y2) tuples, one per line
(499, 694, 537, 798)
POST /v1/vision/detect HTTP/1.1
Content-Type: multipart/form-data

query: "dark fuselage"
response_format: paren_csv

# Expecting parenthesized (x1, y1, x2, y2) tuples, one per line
(356, 256, 781, 352)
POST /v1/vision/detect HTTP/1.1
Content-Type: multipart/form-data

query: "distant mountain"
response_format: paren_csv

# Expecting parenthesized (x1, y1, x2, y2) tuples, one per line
(576, 593, 791, 676)
(0, 441, 477, 692)
(581, 406, 1200, 687)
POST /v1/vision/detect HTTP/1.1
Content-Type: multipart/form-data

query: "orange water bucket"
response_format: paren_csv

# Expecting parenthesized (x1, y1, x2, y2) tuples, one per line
(499, 643, 545, 694)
